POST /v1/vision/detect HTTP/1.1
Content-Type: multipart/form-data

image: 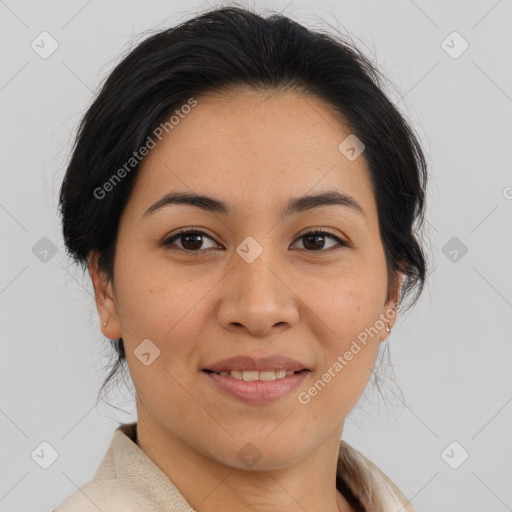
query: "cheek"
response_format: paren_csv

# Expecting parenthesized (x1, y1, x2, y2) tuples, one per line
(295, 281, 383, 413)
(300, 327, 380, 422)
(117, 268, 221, 404)
(298, 268, 385, 343)
(114, 257, 210, 341)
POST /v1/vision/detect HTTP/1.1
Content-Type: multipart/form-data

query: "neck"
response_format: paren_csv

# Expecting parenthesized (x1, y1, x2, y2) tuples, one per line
(135, 413, 354, 512)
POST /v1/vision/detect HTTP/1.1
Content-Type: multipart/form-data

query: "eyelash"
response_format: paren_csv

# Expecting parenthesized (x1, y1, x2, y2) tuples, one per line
(162, 228, 349, 255)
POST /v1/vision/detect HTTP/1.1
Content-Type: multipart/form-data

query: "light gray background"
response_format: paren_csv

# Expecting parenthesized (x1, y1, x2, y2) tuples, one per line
(1, 0, 511, 510)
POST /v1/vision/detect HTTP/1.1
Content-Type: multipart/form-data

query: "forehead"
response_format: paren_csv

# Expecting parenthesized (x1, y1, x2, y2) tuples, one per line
(125, 88, 377, 223)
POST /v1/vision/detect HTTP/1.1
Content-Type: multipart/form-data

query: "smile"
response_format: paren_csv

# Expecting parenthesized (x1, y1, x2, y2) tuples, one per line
(206, 369, 300, 381)
(202, 369, 310, 404)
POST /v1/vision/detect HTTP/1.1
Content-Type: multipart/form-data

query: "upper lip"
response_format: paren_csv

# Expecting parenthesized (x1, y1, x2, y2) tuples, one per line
(203, 355, 310, 373)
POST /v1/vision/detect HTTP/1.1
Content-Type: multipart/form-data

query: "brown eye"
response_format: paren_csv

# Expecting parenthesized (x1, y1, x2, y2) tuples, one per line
(292, 230, 348, 252)
(162, 228, 348, 255)
(163, 229, 219, 253)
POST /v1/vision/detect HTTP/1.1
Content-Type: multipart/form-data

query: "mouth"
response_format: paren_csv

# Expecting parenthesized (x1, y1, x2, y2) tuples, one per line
(201, 354, 312, 404)
(201, 368, 311, 404)
(202, 368, 310, 381)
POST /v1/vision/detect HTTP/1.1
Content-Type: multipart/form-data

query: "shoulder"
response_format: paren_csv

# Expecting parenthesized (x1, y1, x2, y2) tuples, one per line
(338, 441, 415, 511)
(53, 477, 157, 512)
(53, 423, 157, 512)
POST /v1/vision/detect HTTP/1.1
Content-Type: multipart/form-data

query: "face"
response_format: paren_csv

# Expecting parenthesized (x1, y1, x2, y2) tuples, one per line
(89, 87, 401, 470)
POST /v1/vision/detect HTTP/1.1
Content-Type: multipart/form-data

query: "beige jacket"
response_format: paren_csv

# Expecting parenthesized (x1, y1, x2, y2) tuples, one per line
(54, 422, 415, 512)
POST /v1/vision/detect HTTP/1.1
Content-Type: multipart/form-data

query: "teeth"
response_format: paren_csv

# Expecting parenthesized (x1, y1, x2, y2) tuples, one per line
(216, 369, 298, 381)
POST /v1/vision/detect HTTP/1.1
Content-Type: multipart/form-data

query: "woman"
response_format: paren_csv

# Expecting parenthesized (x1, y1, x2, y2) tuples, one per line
(55, 5, 428, 511)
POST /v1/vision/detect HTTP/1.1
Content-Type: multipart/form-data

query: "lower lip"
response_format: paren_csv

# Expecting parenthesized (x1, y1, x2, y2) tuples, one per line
(202, 370, 310, 404)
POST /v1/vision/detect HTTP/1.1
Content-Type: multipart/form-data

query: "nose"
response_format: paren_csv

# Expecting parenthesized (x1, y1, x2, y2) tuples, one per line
(216, 240, 299, 337)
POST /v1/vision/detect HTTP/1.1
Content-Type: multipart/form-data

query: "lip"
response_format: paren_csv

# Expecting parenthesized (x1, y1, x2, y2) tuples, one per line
(202, 369, 310, 404)
(203, 354, 310, 373)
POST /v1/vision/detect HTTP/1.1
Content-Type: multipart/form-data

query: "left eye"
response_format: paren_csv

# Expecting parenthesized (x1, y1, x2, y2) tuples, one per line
(163, 230, 220, 252)
(163, 229, 348, 253)
(293, 230, 348, 252)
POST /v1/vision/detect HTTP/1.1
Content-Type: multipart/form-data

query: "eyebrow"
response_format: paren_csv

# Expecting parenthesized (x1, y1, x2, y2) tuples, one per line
(143, 190, 367, 222)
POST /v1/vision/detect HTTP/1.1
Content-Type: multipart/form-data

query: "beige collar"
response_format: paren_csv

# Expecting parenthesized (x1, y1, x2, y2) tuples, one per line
(91, 422, 414, 512)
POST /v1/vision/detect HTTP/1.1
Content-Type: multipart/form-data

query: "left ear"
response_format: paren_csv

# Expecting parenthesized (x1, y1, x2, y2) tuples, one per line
(380, 272, 405, 342)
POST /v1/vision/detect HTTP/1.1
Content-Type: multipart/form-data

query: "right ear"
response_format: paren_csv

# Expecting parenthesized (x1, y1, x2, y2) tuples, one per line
(88, 250, 122, 340)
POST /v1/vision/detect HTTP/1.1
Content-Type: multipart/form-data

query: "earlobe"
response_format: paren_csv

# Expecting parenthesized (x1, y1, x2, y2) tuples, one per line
(379, 312, 395, 343)
(380, 272, 404, 342)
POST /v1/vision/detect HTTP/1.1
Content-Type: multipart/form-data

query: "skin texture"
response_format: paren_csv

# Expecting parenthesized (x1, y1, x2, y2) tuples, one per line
(88, 87, 402, 512)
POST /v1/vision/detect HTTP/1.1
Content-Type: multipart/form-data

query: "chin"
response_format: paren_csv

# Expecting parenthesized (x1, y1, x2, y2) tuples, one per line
(209, 435, 307, 472)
